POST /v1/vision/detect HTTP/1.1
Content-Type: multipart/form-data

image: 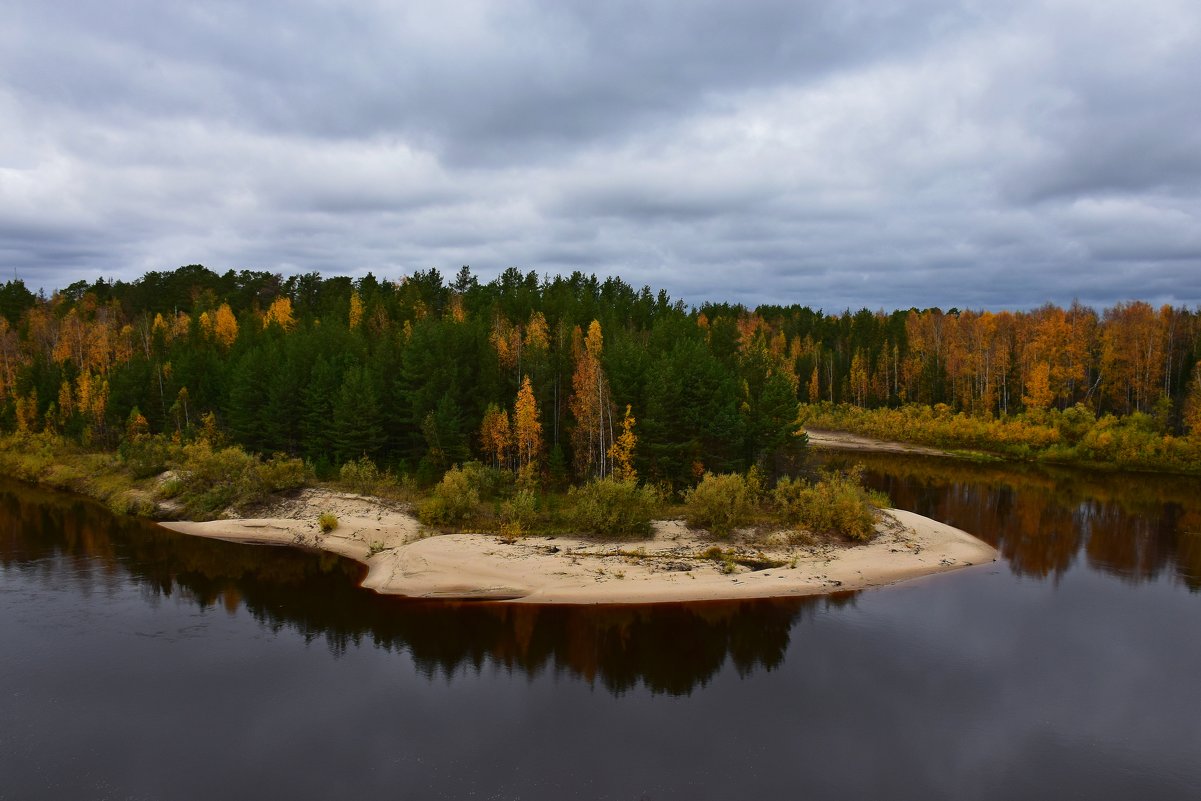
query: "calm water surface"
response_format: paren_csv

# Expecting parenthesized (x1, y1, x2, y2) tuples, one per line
(2, 455, 1199, 800)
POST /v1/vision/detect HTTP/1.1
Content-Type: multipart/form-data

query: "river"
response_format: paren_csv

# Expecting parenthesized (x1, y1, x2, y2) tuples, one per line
(1, 453, 1198, 800)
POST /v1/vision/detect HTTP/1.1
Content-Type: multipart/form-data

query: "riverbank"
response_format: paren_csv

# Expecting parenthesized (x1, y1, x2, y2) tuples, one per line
(799, 402, 1201, 475)
(159, 487, 997, 604)
(805, 428, 960, 458)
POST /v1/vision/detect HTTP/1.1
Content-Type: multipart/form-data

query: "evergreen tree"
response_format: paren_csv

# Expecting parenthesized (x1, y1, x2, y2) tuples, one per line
(332, 366, 384, 463)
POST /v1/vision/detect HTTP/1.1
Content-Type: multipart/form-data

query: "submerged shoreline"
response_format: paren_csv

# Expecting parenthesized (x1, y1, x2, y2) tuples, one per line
(159, 488, 997, 605)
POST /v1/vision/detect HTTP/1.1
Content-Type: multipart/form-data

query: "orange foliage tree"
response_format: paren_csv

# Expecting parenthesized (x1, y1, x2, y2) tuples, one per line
(513, 375, 543, 475)
(263, 297, 296, 331)
(479, 403, 512, 470)
(1101, 301, 1164, 414)
(607, 404, 638, 482)
(213, 303, 239, 348)
(569, 320, 615, 480)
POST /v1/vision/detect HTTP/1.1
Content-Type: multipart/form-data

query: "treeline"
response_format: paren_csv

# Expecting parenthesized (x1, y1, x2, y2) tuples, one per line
(0, 265, 802, 489)
(2, 265, 1200, 485)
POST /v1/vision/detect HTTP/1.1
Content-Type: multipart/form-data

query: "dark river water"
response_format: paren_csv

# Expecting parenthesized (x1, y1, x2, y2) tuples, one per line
(2, 454, 1199, 801)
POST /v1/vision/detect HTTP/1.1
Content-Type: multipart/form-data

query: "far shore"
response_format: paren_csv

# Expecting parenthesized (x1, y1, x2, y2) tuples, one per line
(159, 488, 997, 605)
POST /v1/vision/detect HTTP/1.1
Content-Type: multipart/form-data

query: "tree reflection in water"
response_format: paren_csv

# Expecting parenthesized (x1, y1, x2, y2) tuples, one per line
(0, 479, 850, 696)
(5, 452, 1197, 702)
(819, 452, 1201, 591)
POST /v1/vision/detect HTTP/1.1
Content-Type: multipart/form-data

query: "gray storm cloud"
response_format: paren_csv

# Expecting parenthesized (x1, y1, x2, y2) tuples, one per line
(1, 0, 1198, 310)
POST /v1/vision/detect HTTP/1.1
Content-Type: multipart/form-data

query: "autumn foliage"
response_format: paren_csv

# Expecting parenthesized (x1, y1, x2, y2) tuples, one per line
(0, 266, 1197, 496)
(569, 320, 615, 480)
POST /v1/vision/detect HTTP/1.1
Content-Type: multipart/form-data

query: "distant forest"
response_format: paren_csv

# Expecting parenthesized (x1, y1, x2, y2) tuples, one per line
(1, 265, 1199, 485)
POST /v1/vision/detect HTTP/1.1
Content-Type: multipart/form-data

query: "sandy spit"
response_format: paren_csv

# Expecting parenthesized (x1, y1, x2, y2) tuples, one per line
(805, 428, 955, 457)
(157, 488, 997, 605)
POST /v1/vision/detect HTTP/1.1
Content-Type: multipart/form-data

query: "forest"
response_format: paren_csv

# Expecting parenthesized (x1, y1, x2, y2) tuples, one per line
(1, 264, 1200, 493)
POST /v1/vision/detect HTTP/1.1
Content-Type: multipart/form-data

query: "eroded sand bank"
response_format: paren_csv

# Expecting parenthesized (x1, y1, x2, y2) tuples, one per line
(158, 488, 997, 604)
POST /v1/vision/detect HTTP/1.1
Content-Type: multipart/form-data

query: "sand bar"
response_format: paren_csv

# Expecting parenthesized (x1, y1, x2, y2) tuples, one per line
(158, 488, 997, 605)
(805, 428, 955, 457)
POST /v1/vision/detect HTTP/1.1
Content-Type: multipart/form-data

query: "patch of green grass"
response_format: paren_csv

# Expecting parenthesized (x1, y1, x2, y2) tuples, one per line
(697, 545, 787, 572)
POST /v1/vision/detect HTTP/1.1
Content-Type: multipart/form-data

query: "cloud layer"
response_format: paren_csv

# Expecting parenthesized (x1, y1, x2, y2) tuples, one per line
(2, 0, 1199, 310)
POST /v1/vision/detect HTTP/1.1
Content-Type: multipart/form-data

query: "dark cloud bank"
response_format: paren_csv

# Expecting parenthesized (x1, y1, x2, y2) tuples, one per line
(1, 0, 1199, 311)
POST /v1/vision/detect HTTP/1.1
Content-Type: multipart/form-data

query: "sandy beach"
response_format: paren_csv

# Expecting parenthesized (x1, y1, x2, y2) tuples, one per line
(805, 428, 955, 457)
(158, 488, 997, 604)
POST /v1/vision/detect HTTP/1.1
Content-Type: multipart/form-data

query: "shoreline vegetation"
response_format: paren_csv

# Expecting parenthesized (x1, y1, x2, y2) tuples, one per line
(801, 402, 1201, 475)
(0, 429, 996, 604)
(3, 265, 1197, 600)
(161, 491, 994, 604)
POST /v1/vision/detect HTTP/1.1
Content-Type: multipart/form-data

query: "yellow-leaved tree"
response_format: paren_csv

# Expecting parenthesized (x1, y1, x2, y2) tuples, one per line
(214, 303, 239, 348)
(525, 311, 549, 352)
(479, 403, 512, 471)
(569, 320, 615, 480)
(607, 404, 637, 482)
(1184, 363, 1201, 437)
(263, 297, 296, 331)
(1022, 361, 1054, 410)
(15, 390, 38, 432)
(56, 380, 74, 429)
(513, 375, 543, 477)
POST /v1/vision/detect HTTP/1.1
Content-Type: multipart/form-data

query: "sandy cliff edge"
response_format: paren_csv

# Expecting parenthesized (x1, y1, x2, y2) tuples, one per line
(158, 488, 997, 604)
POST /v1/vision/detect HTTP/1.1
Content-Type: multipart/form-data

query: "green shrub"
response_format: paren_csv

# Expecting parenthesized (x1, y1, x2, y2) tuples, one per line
(256, 453, 310, 493)
(568, 478, 660, 537)
(772, 466, 888, 542)
(683, 472, 758, 537)
(169, 441, 307, 520)
(699, 545, 739, 573)
(418, 465, 480, 525)
(157, 476, 183, 499)
(318, 511, 339, 532)
(118, 433, 175, 479)
(108, 491, 157, 518)
(501, 488, 540, 531)
(459, 460, 512, 499)
(339, 456, 381, 495)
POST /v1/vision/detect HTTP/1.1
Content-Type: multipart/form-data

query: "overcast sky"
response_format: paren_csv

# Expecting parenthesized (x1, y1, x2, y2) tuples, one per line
(2, 1, 1199, 311)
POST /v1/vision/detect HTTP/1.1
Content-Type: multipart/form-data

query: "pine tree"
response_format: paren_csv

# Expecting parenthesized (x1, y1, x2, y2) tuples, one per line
(332, 366, 384, 464)
(302, 355, 341, 463)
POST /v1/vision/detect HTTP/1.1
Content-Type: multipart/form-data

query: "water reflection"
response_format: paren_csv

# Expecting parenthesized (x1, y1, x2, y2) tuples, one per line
(818, 452, 1201, 591)
(0, 479, 851, 696)
(5, 451, 1197, 703)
